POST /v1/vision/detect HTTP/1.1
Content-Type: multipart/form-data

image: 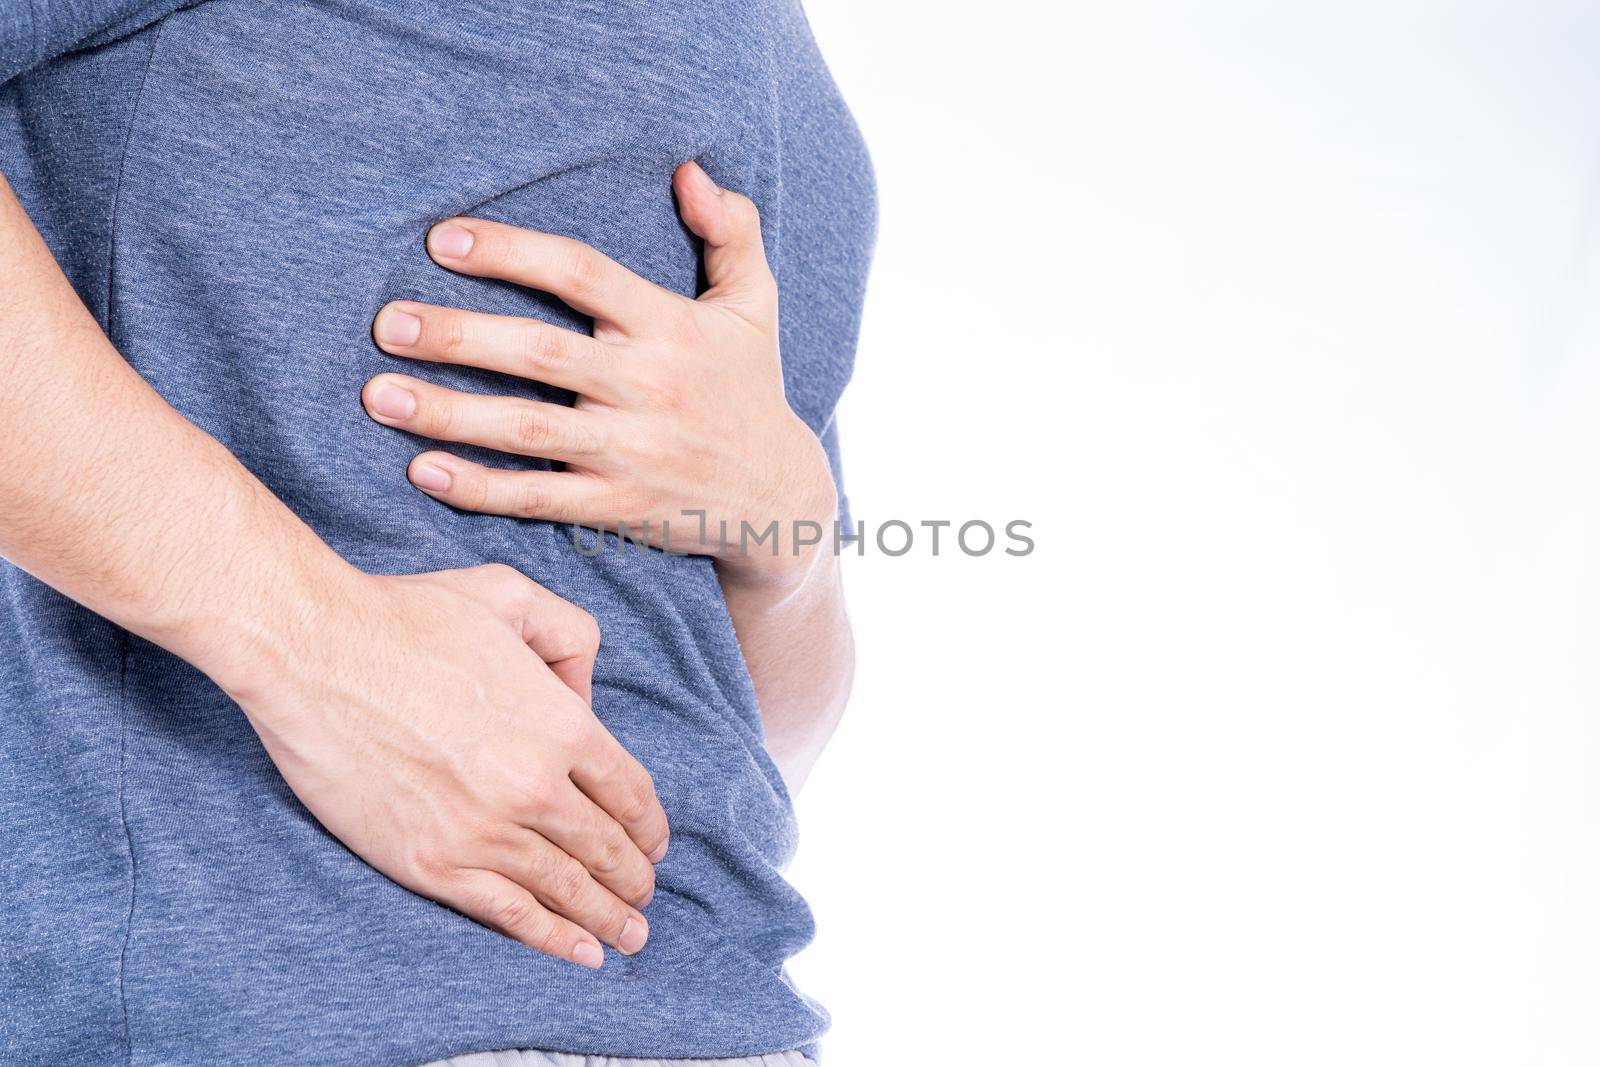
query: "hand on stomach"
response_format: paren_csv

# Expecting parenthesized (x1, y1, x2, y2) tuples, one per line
(358, 160, 838, 597)
(213, 562, 669, 969)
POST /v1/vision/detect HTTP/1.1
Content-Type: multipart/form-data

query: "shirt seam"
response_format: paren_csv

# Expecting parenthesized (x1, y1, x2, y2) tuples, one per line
(113, 630, 138, 1067)
(107, 23, 165, 1067)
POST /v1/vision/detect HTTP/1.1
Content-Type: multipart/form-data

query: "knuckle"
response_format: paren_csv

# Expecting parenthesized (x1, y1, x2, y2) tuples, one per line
(727, 192, 761, 228)
(545, 610, 600, 661)
(593, 833, 628, 876)
(555, 707, 597, 750)
(460, 813, 508, 848)
(433, 312, 468, 356)
(455, 468, 489, 511)
(510, 405, 552, 452)
(487, 893, 537, 936)
(624, 867, 655, 906)
(620, 866, 654, 906)
(560, 240, 602, 294)
(423, 393, 459, 437)
(487, 562, 530, 598)
(572, 609, 601, 652)
(513, 479, 551, 519)
(406, 847, 452, 885)
(615, 771, 656, 825)
(475, 561, 521, 587)
(521, 325, 567, 371)
(597, 903, 630, 940)
(511, 773, 557, 817)
(531, 922, 564, 959)
(544, 857, 588, 909)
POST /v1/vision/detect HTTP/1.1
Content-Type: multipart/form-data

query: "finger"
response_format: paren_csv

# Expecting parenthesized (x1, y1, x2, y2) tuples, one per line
(570, 730, 671, 864)
(456, 565, 600, 702)
(426, 218, 665, 334)
(526, 782, 656, 909)
(372, 301, 621, 402)
(406, 453, 619, 526)
(437, 868, 606, 968)
(523, 600, 600, 705)
(672, 161, 776, 318)
(486, 831, 650, 955)
(362, 373, 605, 463)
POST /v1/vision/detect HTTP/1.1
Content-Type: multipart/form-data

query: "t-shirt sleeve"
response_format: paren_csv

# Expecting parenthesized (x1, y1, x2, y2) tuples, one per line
(1, 0, 189, 85)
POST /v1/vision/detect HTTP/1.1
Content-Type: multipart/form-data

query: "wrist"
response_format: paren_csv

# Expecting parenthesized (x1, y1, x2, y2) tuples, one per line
(138, 485, 371, 707)
(717, 501, 839, 604)
(718, 450, 839, 596)
(193, 553, 370, 710)
(717, 538, 825, 600)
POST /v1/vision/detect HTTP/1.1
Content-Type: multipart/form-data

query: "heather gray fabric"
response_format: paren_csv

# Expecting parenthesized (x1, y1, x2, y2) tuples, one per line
(0, 2, 875, 1065)
(423, 1050, 817, 1067)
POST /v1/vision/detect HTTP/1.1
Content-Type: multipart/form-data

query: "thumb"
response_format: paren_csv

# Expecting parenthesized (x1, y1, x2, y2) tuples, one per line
(672, 160, 776, 316)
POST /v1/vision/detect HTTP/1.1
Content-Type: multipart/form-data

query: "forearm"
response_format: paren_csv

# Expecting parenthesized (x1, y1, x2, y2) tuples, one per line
(0, 170, 355, 693)
(2, 171, 675, 964)
(719, 549, 854, 792)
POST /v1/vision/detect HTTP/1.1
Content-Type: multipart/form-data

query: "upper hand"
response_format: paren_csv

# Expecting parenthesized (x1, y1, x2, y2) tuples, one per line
(362, 161, 837, 590)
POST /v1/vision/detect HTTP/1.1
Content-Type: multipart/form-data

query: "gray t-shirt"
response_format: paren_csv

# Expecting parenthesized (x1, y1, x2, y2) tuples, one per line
(0, 2, 875, 1063)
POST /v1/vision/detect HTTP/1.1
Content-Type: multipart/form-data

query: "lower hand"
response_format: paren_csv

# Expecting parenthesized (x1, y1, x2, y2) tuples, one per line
(214, 562, 669, 967)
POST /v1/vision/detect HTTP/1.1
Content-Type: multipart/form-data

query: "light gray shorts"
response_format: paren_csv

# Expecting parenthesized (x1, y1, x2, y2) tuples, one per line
(423, 1052, 815, 1067)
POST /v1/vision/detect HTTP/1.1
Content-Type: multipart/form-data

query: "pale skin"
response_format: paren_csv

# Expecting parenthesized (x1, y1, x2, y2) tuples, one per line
(0, 161, 851, 967)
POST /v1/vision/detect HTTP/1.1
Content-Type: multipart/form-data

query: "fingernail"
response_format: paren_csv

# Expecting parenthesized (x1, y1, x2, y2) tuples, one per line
(410, 461, 451, 492)
(570, 940, 604, 969)
(367, 382, 416, 420)
(374, 307, 422, 347)
(648, 839, 669, 863)
(428, 223, 474, 260)
(686, 160, 721, 197)
(618, 917, 648, 955)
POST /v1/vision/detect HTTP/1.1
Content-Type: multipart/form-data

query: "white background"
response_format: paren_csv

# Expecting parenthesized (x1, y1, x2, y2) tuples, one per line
(786, 2, 1600, 1063)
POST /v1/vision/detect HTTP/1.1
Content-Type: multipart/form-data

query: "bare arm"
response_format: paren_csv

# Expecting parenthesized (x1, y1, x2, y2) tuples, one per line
(0, 168, 669, 965)
(720, 550, 854, 791)
(0, 170, 345, 668)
